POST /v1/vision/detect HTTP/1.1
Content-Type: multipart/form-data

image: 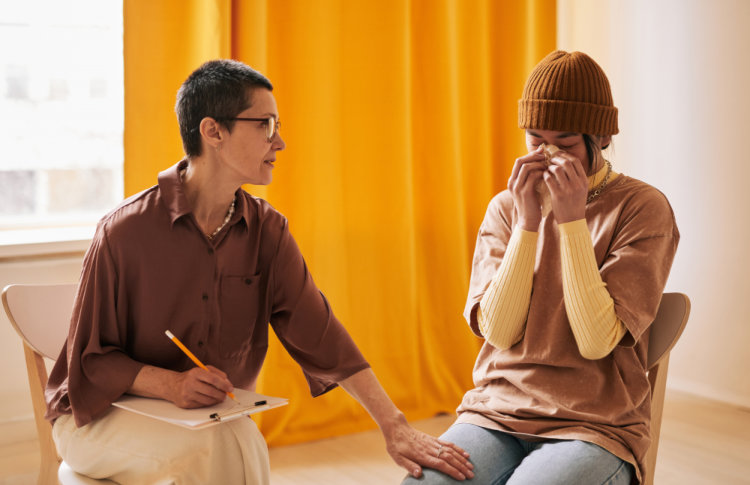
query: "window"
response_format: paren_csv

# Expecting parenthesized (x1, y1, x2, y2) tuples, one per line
(0, 1, 123, 231)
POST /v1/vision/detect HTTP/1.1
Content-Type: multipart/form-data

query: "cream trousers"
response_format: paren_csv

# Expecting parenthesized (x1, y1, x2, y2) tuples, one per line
(53, 407, 270, 485)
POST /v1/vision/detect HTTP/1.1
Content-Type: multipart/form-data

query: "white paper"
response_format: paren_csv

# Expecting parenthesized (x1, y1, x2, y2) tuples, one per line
(112, 388, 288, 430)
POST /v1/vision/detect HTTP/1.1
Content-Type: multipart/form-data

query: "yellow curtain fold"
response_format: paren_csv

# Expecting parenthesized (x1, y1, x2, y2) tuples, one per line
(124, 0, 555, 447)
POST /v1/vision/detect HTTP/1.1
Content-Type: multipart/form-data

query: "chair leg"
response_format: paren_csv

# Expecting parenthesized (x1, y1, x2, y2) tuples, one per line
(22, 344, 61, 485)
(644, 355, 670, 485)
(38, 460, 60, 485)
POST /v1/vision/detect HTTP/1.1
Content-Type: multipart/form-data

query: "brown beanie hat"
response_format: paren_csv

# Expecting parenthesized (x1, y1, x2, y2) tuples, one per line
(518, 50, 618, 135)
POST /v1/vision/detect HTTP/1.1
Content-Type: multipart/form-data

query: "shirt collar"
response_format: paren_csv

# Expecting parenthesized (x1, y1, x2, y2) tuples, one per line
(158, 160, 251, 231)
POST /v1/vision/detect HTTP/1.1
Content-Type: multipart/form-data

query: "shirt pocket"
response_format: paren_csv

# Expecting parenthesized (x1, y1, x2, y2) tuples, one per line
(218, 272, 262, 358)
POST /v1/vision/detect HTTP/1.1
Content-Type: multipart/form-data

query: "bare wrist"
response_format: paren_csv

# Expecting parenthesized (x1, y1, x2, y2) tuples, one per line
(130, 365, 178, 401)
(379, 410, 408, 438)
(555, 210, 585, 225)
(518, 217, 540, 232)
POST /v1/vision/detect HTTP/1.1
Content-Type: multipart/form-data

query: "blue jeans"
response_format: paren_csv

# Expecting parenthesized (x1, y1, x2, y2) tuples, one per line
(402, 424, 633, 485)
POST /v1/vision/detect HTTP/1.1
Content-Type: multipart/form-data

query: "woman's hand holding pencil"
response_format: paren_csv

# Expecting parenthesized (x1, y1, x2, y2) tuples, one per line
(165, 330, 239, 408)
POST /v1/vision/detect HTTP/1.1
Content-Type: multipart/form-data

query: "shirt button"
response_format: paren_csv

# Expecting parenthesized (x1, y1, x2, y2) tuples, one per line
(244, 278, 252, 285)
(207, 248, 214, 255)
(202, 293, 208, 301)
(197, 340, 204, 347)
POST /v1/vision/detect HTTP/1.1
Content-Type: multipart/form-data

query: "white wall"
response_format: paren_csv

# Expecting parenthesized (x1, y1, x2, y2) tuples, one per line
(559, 0, 750, 407)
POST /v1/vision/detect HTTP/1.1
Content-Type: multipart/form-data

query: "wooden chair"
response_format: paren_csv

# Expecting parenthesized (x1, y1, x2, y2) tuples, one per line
(643, 292, 691, 485)
(2, 283, 114, 485)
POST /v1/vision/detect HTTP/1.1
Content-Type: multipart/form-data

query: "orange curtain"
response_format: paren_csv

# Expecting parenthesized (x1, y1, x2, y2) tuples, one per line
(124, 0, 555, 446)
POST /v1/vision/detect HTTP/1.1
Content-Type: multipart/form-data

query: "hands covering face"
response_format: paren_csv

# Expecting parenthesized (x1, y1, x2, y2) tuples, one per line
(508, 144, 588, 231)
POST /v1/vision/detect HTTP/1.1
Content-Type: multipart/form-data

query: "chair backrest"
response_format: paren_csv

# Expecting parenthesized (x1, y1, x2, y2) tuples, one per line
(646, 292, 691, 370)
(642, 292, 691, 485)
(3, 283, 112, 485)
(3, 283, 77, 359)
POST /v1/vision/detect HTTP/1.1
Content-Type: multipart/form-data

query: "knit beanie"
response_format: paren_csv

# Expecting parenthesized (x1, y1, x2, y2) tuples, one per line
(518, 50, 618, 135)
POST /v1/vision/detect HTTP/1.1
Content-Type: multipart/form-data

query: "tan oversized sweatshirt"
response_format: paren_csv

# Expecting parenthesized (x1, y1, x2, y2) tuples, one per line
(458, 172, 679, 484)
(478, 165, 627, 358)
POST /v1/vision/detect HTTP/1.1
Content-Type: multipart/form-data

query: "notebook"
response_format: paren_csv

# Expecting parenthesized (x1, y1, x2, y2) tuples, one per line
(112, 388, 288, 430)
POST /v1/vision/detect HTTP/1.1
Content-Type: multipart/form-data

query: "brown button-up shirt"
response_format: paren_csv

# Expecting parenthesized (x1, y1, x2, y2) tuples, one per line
(46, 160, 370, 427)
(457, 174, 680, 484)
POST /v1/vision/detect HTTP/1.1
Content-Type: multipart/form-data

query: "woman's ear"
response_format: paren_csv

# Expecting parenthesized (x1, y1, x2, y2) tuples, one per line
(600, 135, 612, 150)
(199, 117, 224, 151)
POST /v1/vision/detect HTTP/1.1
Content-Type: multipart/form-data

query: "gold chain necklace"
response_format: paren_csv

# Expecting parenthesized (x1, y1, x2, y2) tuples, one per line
(207, 198, 236, 240)
(586, 159, 612, 203)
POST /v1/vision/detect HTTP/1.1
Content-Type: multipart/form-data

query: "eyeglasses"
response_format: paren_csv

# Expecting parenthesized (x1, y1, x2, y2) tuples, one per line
(216, 116, 281, 142)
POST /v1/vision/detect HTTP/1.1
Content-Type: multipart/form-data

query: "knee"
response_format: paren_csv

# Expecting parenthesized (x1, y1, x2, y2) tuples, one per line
(400, 469, 463, 485)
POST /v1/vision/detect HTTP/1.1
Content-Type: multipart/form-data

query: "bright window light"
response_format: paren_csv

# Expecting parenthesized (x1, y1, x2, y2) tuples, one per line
(0, 1, 123, 230)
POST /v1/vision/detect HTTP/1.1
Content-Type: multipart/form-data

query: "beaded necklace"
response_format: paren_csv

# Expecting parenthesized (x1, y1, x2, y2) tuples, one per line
(206, 198, 235, 240)
(179, 167, 236, 240)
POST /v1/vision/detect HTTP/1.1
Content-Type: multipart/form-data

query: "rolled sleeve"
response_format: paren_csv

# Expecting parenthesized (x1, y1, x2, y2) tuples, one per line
(46, 221, 146, 426)
(269, 220, 369, 396)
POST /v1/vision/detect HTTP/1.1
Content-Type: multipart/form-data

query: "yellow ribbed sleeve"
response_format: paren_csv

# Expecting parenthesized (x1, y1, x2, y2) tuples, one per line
(559, 219, 627, 359)
(477, 228, 539, 349)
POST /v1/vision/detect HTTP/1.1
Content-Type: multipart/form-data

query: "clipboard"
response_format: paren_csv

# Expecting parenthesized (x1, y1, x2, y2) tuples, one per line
(112, 388, 288, 430)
